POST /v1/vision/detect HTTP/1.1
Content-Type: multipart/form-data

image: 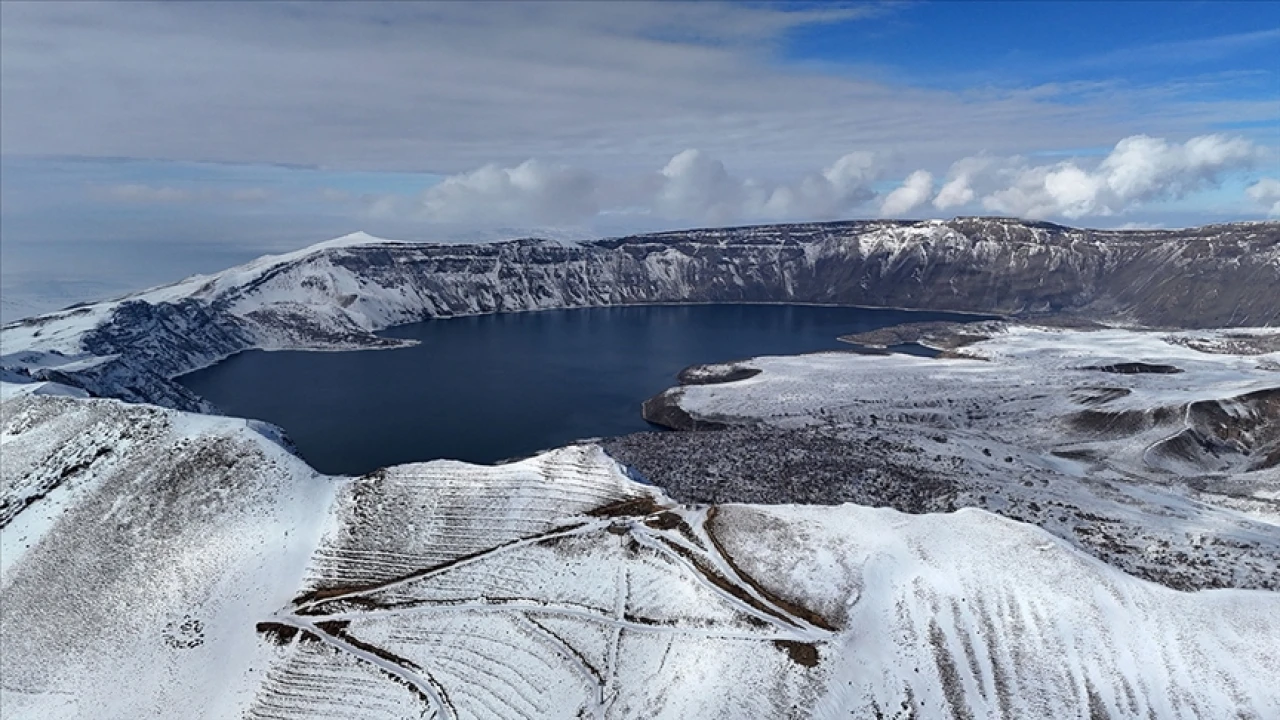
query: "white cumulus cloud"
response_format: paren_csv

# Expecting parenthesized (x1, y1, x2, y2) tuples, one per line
(654, 149, 744, 225)
(344, 134, 1267, 229)
(933, 156, 1000, 210)
(1100, 134, 1258, 200)
(352, 150, 885, 228)
(1246, 177, 1280, 216)
(653, 149, 881, 224)
(981, 134, 1261, 219)
(419, 159, 598, 225)
(880, 170, 934, 217)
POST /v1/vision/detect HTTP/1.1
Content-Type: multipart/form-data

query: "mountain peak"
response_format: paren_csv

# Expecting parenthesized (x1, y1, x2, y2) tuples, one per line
(306, 230, 399, 251)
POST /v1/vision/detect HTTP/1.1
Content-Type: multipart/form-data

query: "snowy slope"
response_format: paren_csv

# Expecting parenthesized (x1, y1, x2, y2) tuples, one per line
(2, 389, 1277, 719)
(666, 325, 1280, 483)
(628, 324, 1280, 591)
(2, 219, 1277, 412)
(0, 389, 337, 718)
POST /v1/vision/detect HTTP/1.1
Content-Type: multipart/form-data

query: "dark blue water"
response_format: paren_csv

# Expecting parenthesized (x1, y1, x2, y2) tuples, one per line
(179, 304, 981, 475)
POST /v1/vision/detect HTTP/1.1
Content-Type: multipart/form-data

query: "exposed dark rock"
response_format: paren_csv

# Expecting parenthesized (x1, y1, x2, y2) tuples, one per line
(601, 424, 1280, 592)
(676, 363, 763, 386)
(602, 427, 959, 513)
(81, 299, 258, 379)
(1068, 387, 1132, 406)
(1082, 362, 1183, 374)
(640, 389, 732, 431)
(838, 320, 997, 350)
(1146, 387, 1280, 474)
(1064, 407, 1180, 438)
(1164, 332, 1280, 356)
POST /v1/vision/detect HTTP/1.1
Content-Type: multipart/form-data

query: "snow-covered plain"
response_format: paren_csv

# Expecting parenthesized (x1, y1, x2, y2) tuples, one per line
(671, 325, 1279, 485)
(637, 325, 1280, 591)
(2, 388, 1278, 719)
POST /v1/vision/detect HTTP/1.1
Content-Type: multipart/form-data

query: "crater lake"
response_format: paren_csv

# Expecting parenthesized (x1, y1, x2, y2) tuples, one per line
(178, 304, 988, 475)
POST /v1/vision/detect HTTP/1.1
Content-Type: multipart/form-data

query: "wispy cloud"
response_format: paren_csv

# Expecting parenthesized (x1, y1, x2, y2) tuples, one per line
(1070, 27, 1280, 70)
(3, 1, 1271, 179)
(88, 183, 271, 204)
(91, 184, 193, 204)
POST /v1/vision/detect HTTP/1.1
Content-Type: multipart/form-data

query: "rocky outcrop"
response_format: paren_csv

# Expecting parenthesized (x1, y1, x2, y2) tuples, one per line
(641, 389, 733, 431)
(1145, 386, 1280, 475)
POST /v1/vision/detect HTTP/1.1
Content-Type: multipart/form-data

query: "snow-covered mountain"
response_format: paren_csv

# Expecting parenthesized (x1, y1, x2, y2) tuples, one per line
(2, 389, 1277, 719)
(2, 219, 1277, 411)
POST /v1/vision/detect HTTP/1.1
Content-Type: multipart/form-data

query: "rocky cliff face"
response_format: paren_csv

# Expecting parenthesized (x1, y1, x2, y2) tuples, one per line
(3, 218, 1278, 410)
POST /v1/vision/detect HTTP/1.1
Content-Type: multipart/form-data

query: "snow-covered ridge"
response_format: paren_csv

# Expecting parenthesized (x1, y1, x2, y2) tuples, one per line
(2, 389, 1277, 719)
(2, 218, 1277, 412)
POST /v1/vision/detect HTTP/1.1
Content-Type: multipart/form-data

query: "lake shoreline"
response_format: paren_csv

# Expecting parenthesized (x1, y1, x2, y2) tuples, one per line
(179, 304, 990, 475)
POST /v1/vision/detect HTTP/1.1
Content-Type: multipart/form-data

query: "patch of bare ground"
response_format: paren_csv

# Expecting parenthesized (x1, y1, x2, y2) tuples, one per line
(772, 639, 820, 667)
(643, 511, 684, 531)
(703, 507, 838, 633)
(0, 445, 113, 529)
(1145, 386, 1280, 473)
(1081, 362, 1183, 374)
(601, 427, 958, 513)
(586, 496, 666, 518)
(1069, 386, 1132, 406)
(275, 620, 444, 713)
(1164, 332, 1280, 356)
(648, 531, 802, 630)
(1064, 407, 1179, 438)
(839, 320, 999, 350)
(603, 425, 1280, 592)
(641, 389, 734, 431)
(255, 621, 300, 646)
(929, 621, 974, 720)
(317, 621, 424, 672)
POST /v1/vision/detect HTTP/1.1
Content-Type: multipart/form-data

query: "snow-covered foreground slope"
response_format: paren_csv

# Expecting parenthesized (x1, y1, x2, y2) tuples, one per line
(0, 388, 337, 718)
(2, 219, 1277, 412)
(2, 389, 1278, 719)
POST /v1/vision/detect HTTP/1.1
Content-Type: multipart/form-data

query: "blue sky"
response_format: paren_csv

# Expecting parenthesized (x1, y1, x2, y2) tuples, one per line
(784, 2, 1279, 91)
(1, 1, 1277, 317)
